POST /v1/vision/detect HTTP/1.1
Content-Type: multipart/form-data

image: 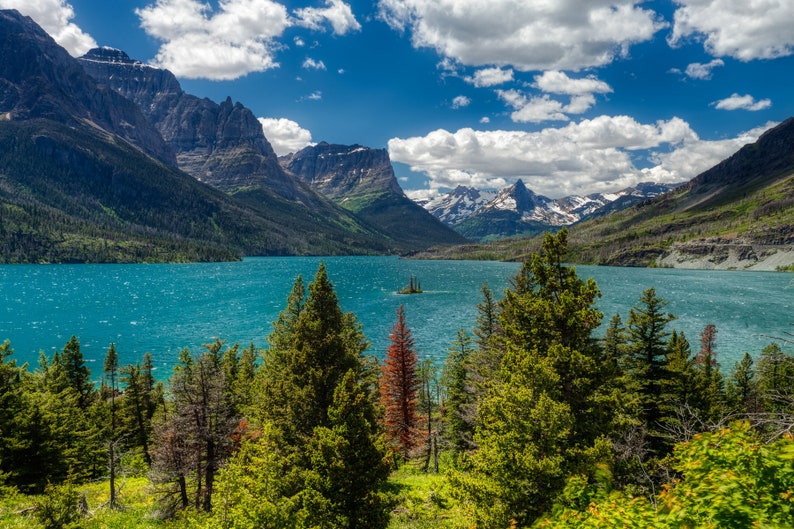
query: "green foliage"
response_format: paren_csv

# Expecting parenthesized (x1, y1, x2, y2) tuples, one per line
(452, 229, 613, 528)
(33, 482, 85, 529)
(537, 422, 794, 529)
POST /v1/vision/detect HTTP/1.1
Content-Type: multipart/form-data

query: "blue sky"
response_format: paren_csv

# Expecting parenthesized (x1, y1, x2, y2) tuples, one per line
(3, 0, 793, 199)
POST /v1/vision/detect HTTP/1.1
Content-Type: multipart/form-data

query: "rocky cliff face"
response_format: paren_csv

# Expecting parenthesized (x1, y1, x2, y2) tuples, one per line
(0, 11, 174, 165)
(281, 142, 404, 200)
(281, 142, 468, 247)
(78, 47, 303, 200)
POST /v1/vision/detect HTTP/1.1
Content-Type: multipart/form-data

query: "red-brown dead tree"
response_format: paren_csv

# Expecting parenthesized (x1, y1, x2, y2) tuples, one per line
(379, 304, 420, 461)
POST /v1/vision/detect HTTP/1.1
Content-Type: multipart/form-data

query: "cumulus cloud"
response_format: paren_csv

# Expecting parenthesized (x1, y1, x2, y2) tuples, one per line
(642, 122, 776, 181)
(451, 95, 471, 109)
(258, 117, 314, 156)
(670, 0, 794, 60)
(684, 58, 724, 79)
(533, 71, 612, 96)
(136, 0, 359, 80)
(377, 0, 665, 71)
(494, 72, 612, 123)
(294, 0, 361, 35)
(712, 93, 772, 111)
(388, 116, 771, 198)
(0, 0, 97, 56)
(465, 67, 514, 87)
(136, 0, 290, 80)
(302, 57, 327, 70)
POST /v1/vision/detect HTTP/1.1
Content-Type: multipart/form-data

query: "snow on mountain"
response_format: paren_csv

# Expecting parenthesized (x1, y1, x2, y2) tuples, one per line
(423, 185, 496, 225)
(419, 180, 679, 232)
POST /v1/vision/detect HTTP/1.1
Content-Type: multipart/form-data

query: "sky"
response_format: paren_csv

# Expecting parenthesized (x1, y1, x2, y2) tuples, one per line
(2, 0, 793, 200)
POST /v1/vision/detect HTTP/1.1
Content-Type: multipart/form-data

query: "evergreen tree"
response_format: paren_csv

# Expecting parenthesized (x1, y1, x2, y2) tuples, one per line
(58, 336, 94, 410)
(259, 264, 368, 443)
(151, 343, 238, 513)
(379, 304, 420, 461)
(624, 287, 676, 455)
(442, 329, 476, 457)
(302, 370, 393, 529)
(692, 324, 725, 423)
(103, 343, 119, 509)
(726, 352, 760, 415)
(452, 229, 611, 528)
(756, 342, 794, 414)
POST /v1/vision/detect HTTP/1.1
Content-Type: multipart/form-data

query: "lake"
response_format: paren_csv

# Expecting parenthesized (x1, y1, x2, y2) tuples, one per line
(1, 256, 791, 380)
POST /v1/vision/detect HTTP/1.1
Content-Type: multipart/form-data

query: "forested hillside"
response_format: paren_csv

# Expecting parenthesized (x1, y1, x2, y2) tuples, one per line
(1, 232, 792, 528)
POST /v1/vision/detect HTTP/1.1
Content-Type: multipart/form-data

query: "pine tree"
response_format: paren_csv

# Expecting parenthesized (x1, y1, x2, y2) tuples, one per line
(692, 324, 724, 422)
(624, 287, 676, 455)
(379, 304, 420, 461)
(452, 229, 611, 528)
(303, 370, 393, 529)
(442, 329, 476, 457)
(259, 263, 368, 442)
(58, 336, 95, 410)
(726, 353, 760, 415)
(103, 344, 119, 509)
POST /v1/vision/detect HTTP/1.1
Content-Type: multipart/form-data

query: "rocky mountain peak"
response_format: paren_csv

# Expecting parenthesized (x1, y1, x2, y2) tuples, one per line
(282, 143, 403, 199)
(0, 10, 175, 165)
(78, 48, 296, 196)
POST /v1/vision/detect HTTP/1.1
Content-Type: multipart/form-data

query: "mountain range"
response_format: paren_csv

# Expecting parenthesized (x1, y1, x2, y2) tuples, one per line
(0, 9, 461, 262)
(421, 179, 677, 241)
(421, 118, 794, 270)
(2, 8, 791, 268)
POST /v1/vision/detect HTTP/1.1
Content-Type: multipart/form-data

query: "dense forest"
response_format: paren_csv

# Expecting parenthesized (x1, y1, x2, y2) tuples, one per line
(1, 230, 792, 528)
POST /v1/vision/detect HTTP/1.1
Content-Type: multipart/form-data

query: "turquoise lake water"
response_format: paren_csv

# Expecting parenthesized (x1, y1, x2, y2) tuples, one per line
(1, 256, 791, 380)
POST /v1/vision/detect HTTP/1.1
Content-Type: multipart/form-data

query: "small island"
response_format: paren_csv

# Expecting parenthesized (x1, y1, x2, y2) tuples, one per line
(398, 275, 423, 294)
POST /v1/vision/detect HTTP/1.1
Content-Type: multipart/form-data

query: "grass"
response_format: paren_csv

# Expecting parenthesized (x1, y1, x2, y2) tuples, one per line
(386, 460, 473, 529)
(0, 478, 193, 529)
(1, 463, 471, 529)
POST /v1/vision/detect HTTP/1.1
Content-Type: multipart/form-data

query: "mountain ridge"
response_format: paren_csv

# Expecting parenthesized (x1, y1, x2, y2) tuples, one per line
(422, 179, 678, 241)
(414, 118, 794, 270)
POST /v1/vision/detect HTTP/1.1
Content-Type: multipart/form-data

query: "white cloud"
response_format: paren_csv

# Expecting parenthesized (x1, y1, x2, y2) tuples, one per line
(670, 0, 794, 60)
(684, 58, 724, 79)
(494, 72, 611, 123)
(533, 71, 613, 96)
(302, 57, 327, 70)
(378, 0, 665, 71)
(258, 117, 314, 156)
(499, 93, 569, 123)
(294, 0, 361, 35)
(480, 116, 490, 124)
(389, 116, 769, 198)
(303, 91, 323, 101)
(642, 122, 776, 181)
(451, 95, 471, 109)
(136, 0, 290, 80)
(465, 67, 514, 87)
(136, 0, 358, 80)
(0, 0, 96, 56)
(712, 93, 772, 111)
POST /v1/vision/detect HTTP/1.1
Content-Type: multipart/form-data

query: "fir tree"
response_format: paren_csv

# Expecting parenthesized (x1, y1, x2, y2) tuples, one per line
(442, 329, 476, 457)
(624, 287, 676, 454)
(452, 229, 611, 528)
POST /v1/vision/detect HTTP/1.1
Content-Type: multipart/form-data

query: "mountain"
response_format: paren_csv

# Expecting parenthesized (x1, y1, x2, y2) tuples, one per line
(0, 15, 174, 166)
(423, 186, 496, 225)
(280, 142, 468, 248)
(0, 9, 395, 262)
(440, 179, 677, 241)
(420, 118, 794, 270)
(78, 47, 462, 252)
